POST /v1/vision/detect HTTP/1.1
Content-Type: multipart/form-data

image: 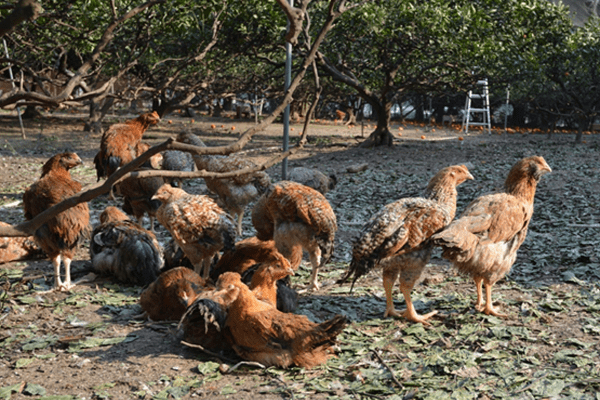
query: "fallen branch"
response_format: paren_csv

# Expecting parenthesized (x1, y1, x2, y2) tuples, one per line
(371, 349, 403, 389)
(567, 223, 600, 228)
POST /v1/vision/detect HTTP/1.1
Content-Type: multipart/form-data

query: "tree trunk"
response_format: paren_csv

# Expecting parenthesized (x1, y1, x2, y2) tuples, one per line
(22, 105, 41, 119)
(84, 98, 114, 133)
(359, 101, 393, 147)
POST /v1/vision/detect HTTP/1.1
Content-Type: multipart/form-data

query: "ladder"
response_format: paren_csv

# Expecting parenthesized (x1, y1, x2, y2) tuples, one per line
(462, 79, 491, 134)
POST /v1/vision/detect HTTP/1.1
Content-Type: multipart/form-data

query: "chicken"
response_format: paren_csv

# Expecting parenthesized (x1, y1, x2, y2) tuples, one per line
(179, 255, 294, 348)
(288, 167, 337, 195)
(162, 238, 195, 271)
(152, 184, 236, 279)
(210, 236, 301, 281)
(431, 156, 551, 317)
(216, 271, 347, 368)
(90, 206, 163, 286)
(177, 131, 271, 235)
(0, 221, 44, 264)
(339, 165, 473, 324)
(179, 282, 239, 351)
(243, 253, 298, 313)
(251, 181, 337, 291)
(93, 111, 160, 180)
(22, 152, 91, 291)
(161, 148, 195, 187)
(140, 266, 209, 321)
(117, 142, 165, 231)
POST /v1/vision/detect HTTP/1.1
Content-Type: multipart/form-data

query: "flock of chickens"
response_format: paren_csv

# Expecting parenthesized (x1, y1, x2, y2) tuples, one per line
(3, 111, 552, 369)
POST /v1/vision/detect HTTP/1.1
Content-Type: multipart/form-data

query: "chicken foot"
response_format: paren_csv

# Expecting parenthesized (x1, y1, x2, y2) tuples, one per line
(473, 276, 507, 317)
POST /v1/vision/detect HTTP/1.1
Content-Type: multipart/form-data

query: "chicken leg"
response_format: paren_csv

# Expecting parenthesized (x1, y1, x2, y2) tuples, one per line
(382, 268, 437, 325)
(52, 255, 74, 291)
(473, 276, 506, 317)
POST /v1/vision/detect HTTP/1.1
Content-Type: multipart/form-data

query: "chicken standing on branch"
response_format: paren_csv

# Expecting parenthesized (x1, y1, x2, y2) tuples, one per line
(431, 156, 551, 317)
(177, 131, 271, 235)
(252, 181, 337, 291)
(93, 111, 160, 180)
(140, 267, 209, 321)
(90, 206, 163, 286)
(0, 221, 44, 264)
(117, 142, 165, 231)
(339, 165, 473, 324)
(216, 271, 348, 368)
(22, 153, 90, 291)
(288, 167, 337, 195)
(152, 184, 236, 279)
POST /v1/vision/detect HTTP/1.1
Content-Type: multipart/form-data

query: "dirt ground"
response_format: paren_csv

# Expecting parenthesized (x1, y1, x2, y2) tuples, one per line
(1, 109, 600, 400)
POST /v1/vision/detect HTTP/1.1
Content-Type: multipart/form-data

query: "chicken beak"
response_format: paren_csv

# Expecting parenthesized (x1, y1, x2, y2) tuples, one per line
(466, 171, 474, 180)
(286, 267, 295, 276)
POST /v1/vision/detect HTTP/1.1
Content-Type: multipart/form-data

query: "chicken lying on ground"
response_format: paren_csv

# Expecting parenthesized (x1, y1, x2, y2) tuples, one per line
(140, 267, 209, 321)
(210, 236, 301, 280)
(22, 152, 90, 291)
(117, 142, 165, 231)
(0, 221, 44, 264)
(179, 257, 296, 350)
(177, 131, 271, 235)
(93, 111, 160, 180)
(163, 235, 298, 313)
(152, 184, 236, 279)
(339, 165, 473, 325)
(215, 271, 347, 368)
(431, 156, 551, 317)
(242, 254, 298, 313)
(288, 167, 337, 195)
(90, 206, 163, 286)
(252, 181, 337, 291)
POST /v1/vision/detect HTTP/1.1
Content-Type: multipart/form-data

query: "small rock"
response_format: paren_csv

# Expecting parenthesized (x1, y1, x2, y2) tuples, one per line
(347, 163, 368, 173)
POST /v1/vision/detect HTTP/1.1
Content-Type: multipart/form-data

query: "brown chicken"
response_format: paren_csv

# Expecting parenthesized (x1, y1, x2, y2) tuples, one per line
(179, 257, 296, 350)
(22, 152, 91, 291)
(431, 156, 551, 317)
(210, 236, 300, 280)
(177, 131, 271, 235)
(0, 221, 44, 264)
(216, 271, 347, 368)
(179, 281, 238, 351)
(117, 142, 165, 231)
(152, 184, 236, 279)
(339, 165, 473, 324)
(288, 167, 337, 195)
(140, 266, 209, 321)
(93, 111, 160, 180)
(251, 181, 337, 291)
(90, 206, 163, 286)
(245, 254, 297, 312)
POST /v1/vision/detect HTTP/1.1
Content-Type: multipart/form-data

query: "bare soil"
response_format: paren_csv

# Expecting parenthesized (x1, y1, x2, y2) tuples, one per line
(1, 109, 599, 399)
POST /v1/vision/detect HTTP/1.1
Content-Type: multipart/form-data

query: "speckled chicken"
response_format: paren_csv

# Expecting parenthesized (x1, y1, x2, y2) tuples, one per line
(432, 156, 551, 317)
(216, 271, 347, 368)
(93, 111, 160, 180)
(177, 131, 271, 235)
(340, 165, 473, 324)
(117, 142, 165, 231)
(152, 184, 236, 279)
(22, 152, 90, 291)
(251, 181, 337, 291)
(90, 206, 163, 286)
(0, 221, 44, 264)
(288, 167, 337, 195)
(140, 266, 209, 321)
